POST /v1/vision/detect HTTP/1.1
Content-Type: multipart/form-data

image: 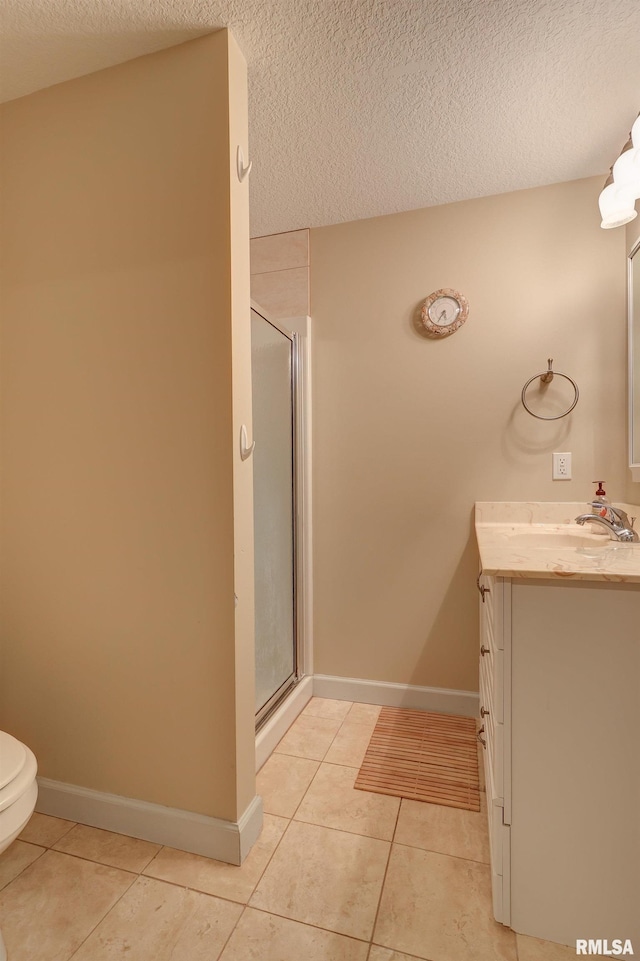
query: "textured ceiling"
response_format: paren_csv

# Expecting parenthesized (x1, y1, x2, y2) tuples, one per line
(1, 0, 640, 236)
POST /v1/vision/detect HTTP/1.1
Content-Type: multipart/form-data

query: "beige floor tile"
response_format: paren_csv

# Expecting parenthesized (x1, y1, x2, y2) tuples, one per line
(323, 717, 377, 767)
(219, 907, 369, 961)
(257, 753, 319, 817)
(0, 849, 134, 961)
(303, 697, 353, 721)
(394, 798, 490, 863)
(294, 762, 400, 840)
(274, 714, 342, 761)
(72, 875, 242, 960)
(249, 820, 389, 941)
(369, 947, 424, 961)
(516, 933, 577, 960)
(143, 814, 287, 904)
(53, 823, 161, 873)
(18, 812, 75, 847)
(374, 844, 517, 961)
(347, 703, 382, 723)
(0, 840, 45, 891)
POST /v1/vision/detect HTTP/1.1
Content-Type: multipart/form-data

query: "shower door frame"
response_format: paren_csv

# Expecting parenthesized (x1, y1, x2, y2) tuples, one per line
(252, 303, 311, 731)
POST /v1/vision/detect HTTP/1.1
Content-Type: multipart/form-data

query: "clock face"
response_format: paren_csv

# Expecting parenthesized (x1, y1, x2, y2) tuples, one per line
(428, 296, 460, 326)
(420, 288, 468, 337)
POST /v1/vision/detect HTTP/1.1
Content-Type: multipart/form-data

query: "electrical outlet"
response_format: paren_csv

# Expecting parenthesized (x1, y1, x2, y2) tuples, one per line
(552, 452, 572, 480)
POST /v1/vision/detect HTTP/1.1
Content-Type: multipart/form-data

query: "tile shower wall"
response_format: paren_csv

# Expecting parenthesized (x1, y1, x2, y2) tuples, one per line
(250, 229, 310, 319)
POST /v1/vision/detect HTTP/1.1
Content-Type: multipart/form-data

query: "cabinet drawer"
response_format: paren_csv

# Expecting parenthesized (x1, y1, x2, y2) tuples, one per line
(480, 589, 496, 652)
(481, 720, 503, 801)
(479, 647, 503, 726)
(480, 655, 503, 799)
(479, 649, 494, 725)
(478, 573, 504, 652)
(494, 719, 503, 798)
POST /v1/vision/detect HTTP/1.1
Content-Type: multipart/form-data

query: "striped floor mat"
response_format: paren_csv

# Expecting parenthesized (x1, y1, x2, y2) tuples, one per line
(354, 706, 480, 812)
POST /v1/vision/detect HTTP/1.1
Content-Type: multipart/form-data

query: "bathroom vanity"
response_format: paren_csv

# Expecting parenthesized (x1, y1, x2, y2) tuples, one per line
(475, 502, 640, 948)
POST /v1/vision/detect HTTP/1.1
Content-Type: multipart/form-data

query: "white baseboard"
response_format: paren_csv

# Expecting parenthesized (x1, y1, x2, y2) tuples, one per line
(35, 778, 263, 866)
(255, 675, 313, 771)
(313, 674, 479, 717)
(35, 674, 475, 864)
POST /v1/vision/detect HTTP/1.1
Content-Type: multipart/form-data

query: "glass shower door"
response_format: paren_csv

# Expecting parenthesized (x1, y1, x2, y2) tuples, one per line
(251, 308, 297, 724)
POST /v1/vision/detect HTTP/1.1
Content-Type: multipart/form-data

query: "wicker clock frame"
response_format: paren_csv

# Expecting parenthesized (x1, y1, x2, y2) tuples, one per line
(420, 288, 469, 337)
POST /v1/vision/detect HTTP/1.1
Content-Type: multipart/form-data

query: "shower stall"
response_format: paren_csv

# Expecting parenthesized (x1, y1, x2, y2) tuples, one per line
(250, 305, 311, 734)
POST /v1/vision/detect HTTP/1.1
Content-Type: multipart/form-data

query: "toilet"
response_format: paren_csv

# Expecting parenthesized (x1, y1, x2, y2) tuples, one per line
(0, 730, 38, 961)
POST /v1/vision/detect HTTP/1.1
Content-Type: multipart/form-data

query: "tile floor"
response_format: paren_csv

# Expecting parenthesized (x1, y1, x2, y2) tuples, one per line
(0, 697, 577, 960)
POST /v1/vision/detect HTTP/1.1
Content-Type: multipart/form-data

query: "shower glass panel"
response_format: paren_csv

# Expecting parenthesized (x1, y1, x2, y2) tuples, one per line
(251, 309, 297, 722)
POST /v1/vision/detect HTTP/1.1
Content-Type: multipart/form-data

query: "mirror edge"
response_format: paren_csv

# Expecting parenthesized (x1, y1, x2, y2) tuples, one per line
(629, 236, 640, 481)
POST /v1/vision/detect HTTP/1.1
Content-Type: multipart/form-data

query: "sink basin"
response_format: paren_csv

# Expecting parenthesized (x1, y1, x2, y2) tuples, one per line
(501, 527, 611, 549)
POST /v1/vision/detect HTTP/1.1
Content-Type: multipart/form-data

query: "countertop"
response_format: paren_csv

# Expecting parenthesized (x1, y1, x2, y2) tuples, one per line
(475, 501, 640, 584)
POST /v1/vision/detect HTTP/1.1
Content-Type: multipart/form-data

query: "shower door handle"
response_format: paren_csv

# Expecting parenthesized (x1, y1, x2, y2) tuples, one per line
(240, 424, 256, 461)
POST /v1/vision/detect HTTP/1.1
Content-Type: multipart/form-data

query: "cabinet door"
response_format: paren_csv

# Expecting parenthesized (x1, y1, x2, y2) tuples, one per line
(509, 580, 640, 945)
(490, 797, 511, 924)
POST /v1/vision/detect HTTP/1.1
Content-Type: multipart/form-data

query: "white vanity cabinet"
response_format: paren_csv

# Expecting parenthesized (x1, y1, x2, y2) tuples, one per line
(477, 573, 511, 925)
(478, 571, 640, 947)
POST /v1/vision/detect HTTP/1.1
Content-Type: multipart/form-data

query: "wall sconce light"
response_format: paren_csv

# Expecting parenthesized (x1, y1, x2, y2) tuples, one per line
(599, 113, 640, 229)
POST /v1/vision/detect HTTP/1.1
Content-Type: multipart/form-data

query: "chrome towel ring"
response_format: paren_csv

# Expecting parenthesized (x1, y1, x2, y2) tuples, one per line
(521, 359, 579, 420)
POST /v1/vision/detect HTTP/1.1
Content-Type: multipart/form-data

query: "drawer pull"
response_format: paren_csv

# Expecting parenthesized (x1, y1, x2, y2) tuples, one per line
(480, 645, 490, 656)
(476, 572, 491, 603)
(480, 706, 490, 718)
(477, 725, 487, 748)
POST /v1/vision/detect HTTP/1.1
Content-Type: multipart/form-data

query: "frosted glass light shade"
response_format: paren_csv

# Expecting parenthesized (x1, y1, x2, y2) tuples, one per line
(632, 114, 640, 148)
(598, 181, 637, 229)
(612, 146, 640, 196)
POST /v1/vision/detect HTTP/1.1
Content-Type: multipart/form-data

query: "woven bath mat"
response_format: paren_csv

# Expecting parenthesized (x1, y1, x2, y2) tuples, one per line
(354, 706, 480, 812)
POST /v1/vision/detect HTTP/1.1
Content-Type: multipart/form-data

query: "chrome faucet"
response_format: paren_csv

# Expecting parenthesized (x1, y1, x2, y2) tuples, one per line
(575, 503, 639, 542)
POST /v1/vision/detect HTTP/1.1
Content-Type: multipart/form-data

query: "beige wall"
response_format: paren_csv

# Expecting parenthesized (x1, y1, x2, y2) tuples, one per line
(0, 32, 255, 822)
(310, 178, 630, 692)
(627, 211, 640, 251)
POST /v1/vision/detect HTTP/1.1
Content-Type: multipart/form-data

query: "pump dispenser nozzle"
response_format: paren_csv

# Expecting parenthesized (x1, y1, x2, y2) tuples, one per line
(591, 481, 610, 517)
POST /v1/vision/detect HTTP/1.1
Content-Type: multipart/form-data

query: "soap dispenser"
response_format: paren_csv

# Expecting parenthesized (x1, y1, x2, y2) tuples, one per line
(591, 481, 610, 517)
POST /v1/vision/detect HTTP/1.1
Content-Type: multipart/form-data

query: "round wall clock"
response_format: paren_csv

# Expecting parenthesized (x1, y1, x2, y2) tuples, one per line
(420, 288, 469, 337)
